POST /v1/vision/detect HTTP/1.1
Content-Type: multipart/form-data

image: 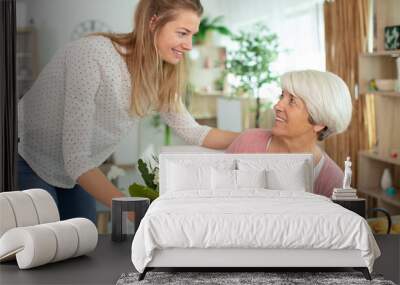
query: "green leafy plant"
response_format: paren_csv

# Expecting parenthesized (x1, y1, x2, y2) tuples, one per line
(128, 156, 159, 202)
(193, 16, 231, 45)
(225, 23, 280, 127)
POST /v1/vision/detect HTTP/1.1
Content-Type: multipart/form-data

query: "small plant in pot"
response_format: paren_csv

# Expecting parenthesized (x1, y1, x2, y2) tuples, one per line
(128, 156, 159, 202)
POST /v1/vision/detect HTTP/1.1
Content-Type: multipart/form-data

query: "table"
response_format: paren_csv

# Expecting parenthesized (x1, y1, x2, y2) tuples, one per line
(332, 198, 366, 218)
(112, 197, 150, 242)
(0, 235, 133, 285)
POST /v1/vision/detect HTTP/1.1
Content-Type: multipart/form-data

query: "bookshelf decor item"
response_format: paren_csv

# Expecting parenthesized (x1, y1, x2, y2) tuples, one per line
(332, 157, 358, 200)
(380, 168, 393, 191)
(384, 25, 400, 50)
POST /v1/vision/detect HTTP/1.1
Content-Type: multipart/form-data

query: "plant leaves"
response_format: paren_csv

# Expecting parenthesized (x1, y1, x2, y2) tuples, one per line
(128, 183, 159, 202)
(138, 159, 157, 189)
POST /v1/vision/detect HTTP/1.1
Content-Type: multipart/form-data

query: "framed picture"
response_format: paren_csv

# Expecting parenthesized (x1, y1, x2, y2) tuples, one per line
(384, 25, 400, 50)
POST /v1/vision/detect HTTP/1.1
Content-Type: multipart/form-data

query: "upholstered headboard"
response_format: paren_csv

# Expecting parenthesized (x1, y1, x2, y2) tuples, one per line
(159, 152, 314, 195)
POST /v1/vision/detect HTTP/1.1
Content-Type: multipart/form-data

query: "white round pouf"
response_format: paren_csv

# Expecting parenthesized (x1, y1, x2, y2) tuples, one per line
(24, 189, 60, 223)
(0, 196, 17, 237)
(1, 191, 39, 227)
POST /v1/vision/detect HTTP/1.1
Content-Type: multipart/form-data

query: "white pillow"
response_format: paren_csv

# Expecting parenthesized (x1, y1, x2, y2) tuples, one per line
(212, 168, 237, 190)
(237, 159, 309, 191)
(211, 169, 267, 190)
(167, 162, 212, 191)
(236, 169, 267, 188)
(266, 166, 307, 191)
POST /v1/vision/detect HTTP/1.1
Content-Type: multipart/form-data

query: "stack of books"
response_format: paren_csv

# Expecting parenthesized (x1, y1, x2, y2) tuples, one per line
(332, 188, 358, 200)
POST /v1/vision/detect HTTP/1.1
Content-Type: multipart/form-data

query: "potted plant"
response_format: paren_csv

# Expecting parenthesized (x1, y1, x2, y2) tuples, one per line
(193, 16, 231, 45)
(225, 23, 279, 128)
(128, 156, 159, 202)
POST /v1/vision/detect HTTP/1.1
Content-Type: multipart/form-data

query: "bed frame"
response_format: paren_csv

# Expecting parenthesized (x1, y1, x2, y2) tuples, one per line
(139, 248, 371, 280)
(137, 148, 372, 281)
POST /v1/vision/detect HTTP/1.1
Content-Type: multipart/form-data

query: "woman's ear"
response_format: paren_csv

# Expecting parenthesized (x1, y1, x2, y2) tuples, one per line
(313, 124, 326, 133)
(149, 15, 159, 32)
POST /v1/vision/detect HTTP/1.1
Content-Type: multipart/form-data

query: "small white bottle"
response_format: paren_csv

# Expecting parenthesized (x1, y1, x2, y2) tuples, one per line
(380, 168, 392, 191)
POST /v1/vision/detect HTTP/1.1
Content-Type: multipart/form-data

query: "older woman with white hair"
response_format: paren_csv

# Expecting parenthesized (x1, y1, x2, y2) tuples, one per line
(226, 70, 353, 197)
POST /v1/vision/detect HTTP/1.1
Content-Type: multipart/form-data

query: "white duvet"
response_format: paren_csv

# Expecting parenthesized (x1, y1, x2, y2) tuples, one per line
(131, 190, 380, 273)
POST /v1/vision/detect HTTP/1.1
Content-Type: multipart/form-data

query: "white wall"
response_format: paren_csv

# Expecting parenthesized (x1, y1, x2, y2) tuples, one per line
(22, 0, 137, 70)
(22, 0, 224, 71)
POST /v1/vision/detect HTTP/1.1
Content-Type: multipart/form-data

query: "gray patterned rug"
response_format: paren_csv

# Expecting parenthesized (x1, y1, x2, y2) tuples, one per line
(116, 271, 395, 285)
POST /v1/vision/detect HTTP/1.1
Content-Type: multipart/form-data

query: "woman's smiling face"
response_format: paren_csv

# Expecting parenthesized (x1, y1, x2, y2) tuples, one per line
(155, 9, 200, 64)
(272, 90, 316, 139)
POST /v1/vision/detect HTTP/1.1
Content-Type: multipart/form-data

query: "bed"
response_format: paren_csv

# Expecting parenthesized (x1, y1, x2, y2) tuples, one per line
(131, 149, 380, 281)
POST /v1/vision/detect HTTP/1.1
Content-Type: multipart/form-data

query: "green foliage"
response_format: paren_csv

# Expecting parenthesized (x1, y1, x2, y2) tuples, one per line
(128, 183, 159, 202)
(138, 159, 157, 190)
(225, 23, 279, 95)
(193, 16, 231, 45)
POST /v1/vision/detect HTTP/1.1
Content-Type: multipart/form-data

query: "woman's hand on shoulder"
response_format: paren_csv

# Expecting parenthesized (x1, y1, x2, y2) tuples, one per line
(201, 128, 240, 150)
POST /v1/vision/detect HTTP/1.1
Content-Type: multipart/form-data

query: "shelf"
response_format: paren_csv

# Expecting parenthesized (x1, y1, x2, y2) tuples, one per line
(358, 187, 400, 208)
(362, 91, 400, 98)
(359, 150, 400, 166)
(194, 90, 226, 97)
(193, 115, 217, 120)
(361, 50, 400, 57)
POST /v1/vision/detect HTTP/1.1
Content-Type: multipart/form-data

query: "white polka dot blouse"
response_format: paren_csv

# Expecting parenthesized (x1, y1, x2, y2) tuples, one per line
(18, 36, 211, 188)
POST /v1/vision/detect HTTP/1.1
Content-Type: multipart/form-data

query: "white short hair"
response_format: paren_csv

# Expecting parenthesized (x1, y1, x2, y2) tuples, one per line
(280, 70, 352, 140)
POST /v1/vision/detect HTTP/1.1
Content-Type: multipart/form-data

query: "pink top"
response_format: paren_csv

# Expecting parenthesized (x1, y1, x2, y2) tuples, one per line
(226, 129, 343, 197)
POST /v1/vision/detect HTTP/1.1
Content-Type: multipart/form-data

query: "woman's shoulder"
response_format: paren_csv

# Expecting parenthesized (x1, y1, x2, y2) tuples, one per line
(226, 129, 271, 153)
(65, 35, 115, 58)
(240, 128, 272, 141)
(314, 153, 344, 197)
(321, 154, 343, 174)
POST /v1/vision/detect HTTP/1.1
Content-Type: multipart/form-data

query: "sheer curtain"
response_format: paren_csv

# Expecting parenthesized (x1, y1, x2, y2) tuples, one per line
(0, 0, 18, 192)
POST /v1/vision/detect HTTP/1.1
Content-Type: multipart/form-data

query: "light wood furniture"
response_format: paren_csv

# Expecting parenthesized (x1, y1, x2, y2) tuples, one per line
(358, 150, 400, 215)
(375, 0, 400, 52)
(357, 0, 400, 216)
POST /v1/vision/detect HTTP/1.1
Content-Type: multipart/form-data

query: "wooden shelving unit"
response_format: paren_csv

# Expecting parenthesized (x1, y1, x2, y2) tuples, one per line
(357, 0, 400, 216)
(358, 150, 400, 214)
(362, 92, 400, 98)
(360, 150, 400, 166)
(358, 52, 399, 94)
(361, 50, 400, 57)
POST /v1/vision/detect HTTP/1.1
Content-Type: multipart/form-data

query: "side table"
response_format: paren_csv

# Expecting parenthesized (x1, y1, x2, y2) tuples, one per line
(332, 198, 366, 218)
(112, 197, 150, 242)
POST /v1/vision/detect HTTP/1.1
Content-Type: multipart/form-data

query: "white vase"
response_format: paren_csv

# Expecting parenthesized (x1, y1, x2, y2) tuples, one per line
(380, 168, 392, 190)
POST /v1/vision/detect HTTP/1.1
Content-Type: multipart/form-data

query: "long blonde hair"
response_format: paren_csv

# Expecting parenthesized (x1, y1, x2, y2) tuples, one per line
(98, 0, 203, 117)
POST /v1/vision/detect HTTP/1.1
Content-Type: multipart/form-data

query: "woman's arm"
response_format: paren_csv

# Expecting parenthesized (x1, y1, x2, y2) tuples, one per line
(201, 128, 240, 149)
(77, 168, 125, 208)
(62, 40, 126, 209)
(160, 105, 239, 150)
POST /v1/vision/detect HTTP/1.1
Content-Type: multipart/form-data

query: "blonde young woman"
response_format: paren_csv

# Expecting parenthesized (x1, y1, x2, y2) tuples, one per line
(227, 70, 353, 197)
(17, 0, 239, 223)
